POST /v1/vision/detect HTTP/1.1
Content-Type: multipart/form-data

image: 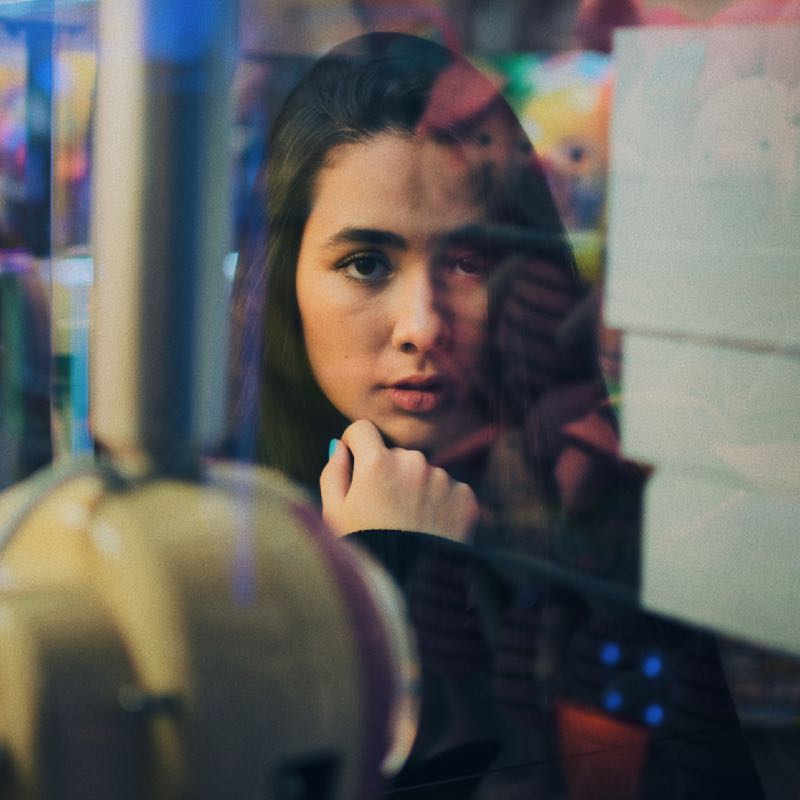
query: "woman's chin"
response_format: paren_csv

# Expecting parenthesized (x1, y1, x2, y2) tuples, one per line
(375, 416, 475, 458)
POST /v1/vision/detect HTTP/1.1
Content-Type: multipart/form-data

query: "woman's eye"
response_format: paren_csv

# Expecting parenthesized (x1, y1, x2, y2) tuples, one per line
(338, 252, 391, 283)
(447, 253, 489, 277)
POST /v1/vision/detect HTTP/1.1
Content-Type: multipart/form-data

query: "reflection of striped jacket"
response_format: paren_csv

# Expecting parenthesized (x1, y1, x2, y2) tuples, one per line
(346, 253, 763, 799)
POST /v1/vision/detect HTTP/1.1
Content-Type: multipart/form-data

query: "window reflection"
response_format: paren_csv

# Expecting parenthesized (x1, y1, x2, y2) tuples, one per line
(0, 1, 797, 798)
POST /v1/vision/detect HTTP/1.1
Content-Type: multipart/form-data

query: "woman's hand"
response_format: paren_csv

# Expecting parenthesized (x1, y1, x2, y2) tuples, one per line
(320, 419, 479, 542)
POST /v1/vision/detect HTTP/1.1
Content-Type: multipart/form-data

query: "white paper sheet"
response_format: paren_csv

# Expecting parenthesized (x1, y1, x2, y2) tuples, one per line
(620, 333, 800, 496)
(643, 469, 800, 656)
(605, 24, 800, 351)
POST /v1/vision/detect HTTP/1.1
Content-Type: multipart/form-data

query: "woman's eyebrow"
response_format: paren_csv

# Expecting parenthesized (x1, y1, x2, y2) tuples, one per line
(436, 224, 487, 248)
(439, 223, 568, 259)
(325, 227, 408, 250)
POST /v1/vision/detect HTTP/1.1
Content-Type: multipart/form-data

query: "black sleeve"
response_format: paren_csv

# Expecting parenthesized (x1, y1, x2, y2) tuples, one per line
(343, 529, 473, 586)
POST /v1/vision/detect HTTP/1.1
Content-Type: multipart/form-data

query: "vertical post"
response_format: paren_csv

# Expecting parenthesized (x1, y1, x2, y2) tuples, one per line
(24, 20, 53, 259)
(92, 0, 237, 475)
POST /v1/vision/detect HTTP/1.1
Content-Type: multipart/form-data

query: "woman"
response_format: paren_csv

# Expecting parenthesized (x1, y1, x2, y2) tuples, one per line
(227, 29, 607, 794)
(229, 32, 600, 541)
(228, 32, 762, 800)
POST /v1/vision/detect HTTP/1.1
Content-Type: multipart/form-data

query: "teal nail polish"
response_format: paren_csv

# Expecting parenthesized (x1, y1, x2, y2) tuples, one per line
(328, 438, 339, 460)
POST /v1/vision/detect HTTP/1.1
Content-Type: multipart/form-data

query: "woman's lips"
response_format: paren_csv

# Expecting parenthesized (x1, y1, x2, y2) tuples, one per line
(385, 379, 450, 413)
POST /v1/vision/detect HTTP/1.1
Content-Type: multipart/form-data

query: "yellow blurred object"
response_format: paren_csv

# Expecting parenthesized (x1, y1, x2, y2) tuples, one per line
(0, 461, 418, 799)
(569, 228, 606, 284)
(521, 65, 612, 283)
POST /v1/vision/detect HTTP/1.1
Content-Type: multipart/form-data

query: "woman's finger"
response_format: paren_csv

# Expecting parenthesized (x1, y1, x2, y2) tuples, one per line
(319, 437, 353, 508)
(340, 419, 388, 474)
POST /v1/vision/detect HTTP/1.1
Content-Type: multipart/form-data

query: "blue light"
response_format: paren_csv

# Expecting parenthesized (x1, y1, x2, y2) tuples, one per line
(54, 257, 94, 288)
(603, 689, 623, 712)
(223, 251, 239, 283)
(644, 703, 664, 726)
(146, 1, 225, 62)
(33, 61, 53, 93)
(600, 641, 621, 666)
(642, 654, 663, 678)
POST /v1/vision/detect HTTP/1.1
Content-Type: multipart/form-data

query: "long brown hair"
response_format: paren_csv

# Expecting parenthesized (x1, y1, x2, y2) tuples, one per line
(228, 33, 589, 488)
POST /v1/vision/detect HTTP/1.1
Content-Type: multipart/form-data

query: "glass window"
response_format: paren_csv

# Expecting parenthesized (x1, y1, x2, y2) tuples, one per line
(0, 2, 797, 797)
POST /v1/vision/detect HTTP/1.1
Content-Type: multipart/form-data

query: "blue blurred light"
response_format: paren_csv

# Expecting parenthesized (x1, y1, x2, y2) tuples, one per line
(54, 257, 94, 288)
(642, 654, 663, 678)
(32, 60, 53, 93)
(223, 251, 238, 283)
(644, 703, 664, 726)
(145, 0, 221, 62)
(577, 52, 612, 82)
(603, 689, 623, 712)
(600, 641, 621, 666)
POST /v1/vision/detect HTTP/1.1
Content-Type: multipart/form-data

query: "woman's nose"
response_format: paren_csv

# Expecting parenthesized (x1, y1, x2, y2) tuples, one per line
(391, 272, 450, 355)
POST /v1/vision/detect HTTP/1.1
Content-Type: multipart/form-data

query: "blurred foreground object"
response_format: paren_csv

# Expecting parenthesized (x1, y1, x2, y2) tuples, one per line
(0, 460, 417, 799)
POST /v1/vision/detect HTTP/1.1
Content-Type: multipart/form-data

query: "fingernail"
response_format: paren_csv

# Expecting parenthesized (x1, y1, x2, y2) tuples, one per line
(328, 438, 339, 460)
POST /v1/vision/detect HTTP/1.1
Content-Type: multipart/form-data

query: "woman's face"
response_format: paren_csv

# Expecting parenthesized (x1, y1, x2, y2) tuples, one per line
(296, 132, 492, 457)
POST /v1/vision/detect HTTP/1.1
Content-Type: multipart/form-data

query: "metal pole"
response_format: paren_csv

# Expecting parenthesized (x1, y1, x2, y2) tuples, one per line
(92, 0, 237, 475)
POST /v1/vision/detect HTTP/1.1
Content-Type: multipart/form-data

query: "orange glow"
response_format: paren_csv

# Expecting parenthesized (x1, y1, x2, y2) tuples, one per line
(555, 700, 651, 800)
